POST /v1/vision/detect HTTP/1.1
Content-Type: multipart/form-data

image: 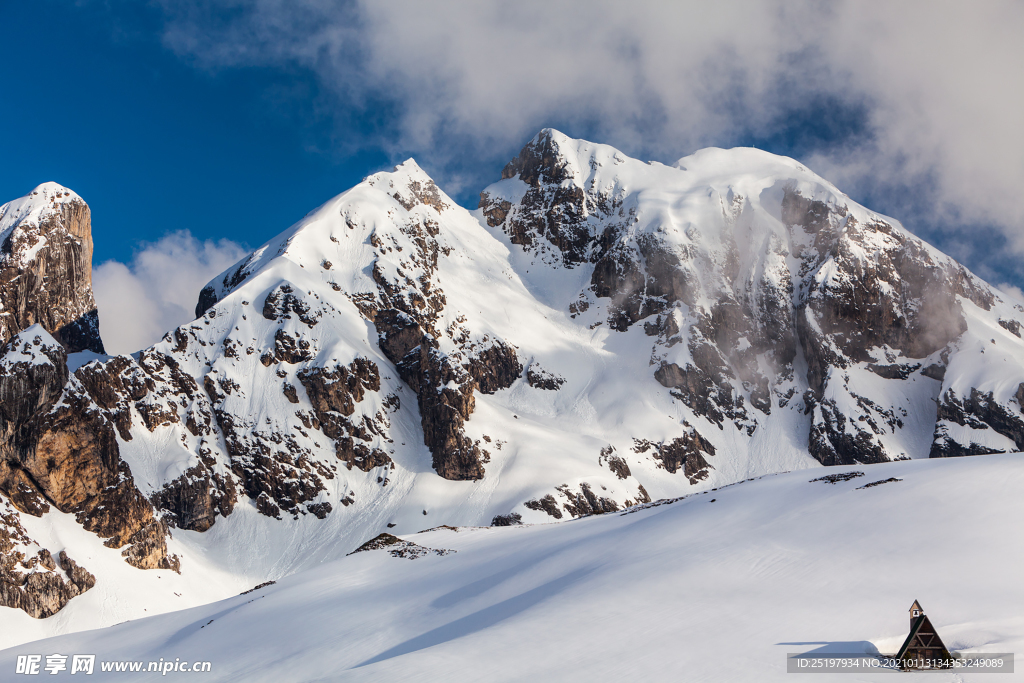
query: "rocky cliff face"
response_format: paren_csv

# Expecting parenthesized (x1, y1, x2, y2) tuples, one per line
(0, 328, 176, 570)
(0, 326, 176, 618)
(0, 183, 104, 354)
(1, 496, 96, 619)
(480, 130, 1023, 467)
(196, 166, 522, 484)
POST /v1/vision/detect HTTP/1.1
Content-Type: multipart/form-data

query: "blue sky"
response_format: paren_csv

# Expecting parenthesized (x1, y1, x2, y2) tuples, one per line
(0, 2, 389, 266)
(2, 1, 1021, 352)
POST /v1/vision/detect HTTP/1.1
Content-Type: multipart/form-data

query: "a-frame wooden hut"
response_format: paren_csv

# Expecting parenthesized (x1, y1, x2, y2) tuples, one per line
(896, 600, 952, 669)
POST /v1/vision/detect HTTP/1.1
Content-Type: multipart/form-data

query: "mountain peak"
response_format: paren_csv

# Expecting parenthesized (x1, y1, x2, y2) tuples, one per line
(500, 129, 632, 188)
(196, 155, 457, 316)
(366, 159, 451, 214)
(391, 157, 427, 175)
(0, 182, 84, 241)
(0, 182, 103, 354)
(29, 181, 80, 200)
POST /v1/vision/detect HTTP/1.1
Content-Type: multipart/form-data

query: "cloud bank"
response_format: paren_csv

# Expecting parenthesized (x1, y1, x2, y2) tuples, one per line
(151, 1, 1023, 277)
(93, 231, 247, 355)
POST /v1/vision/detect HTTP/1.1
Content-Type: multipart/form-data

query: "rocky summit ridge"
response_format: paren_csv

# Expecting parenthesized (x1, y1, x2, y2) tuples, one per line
(1, 132, 1023, 639)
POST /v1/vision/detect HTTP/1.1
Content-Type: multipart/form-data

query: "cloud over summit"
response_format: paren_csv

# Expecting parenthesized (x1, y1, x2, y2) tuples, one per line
(148, 1, 1024, 283)
(93, 231, 247, 355)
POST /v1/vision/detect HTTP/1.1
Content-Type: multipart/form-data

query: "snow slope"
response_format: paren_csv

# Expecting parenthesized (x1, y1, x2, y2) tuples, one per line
(2, 453, 1020, 681)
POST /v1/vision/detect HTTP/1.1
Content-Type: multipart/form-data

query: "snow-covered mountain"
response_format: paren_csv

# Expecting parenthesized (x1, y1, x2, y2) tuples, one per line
(2, 130, 1023, 649)
(479, 131, 1018, 464)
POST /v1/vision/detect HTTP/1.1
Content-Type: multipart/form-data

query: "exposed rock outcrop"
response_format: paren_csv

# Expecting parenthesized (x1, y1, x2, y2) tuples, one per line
(373, 308, 485, 480)
(522, 480, 651, 520)
(151, 465, 237, 533)
(482, 130, 1007, 466)
(298, 359, 393, 473)
(359, 181, 522, 481)
(491, 512, 522, 526)
(526, 364, 564, 390)
(930, 388, 1024, 457)
(633, 433, 716, 484)
(598, 446, 631, 480)
(557, 482, 621, 517)
(524, 494, 563, 519)
(263, 284, 321, 326)
(0, 499, 97, 618)
(0, 183, 104, 354)
(482, 129, 615, 266)
(202, 370, 333, 520)
(0, 328, 176, 572)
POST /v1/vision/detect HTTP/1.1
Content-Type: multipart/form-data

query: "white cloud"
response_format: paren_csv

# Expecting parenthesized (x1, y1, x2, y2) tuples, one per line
(152, 1, 1024, 262)
(92, 231, 247, 355)
(997, 284, 1024, 307)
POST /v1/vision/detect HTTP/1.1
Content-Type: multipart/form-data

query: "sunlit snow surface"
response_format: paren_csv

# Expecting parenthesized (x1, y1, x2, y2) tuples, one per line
(1, 453, 1020, 681)
(0, 182, 83, 255)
